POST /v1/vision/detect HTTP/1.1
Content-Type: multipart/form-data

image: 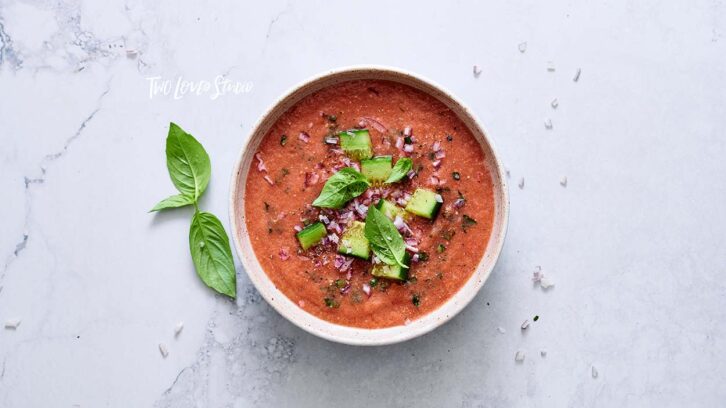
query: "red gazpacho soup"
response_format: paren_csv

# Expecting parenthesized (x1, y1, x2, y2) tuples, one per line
(245, 80, 494, 328)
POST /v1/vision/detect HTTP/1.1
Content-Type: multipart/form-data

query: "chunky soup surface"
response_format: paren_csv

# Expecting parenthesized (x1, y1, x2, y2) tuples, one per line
(244, 80, 494, 328)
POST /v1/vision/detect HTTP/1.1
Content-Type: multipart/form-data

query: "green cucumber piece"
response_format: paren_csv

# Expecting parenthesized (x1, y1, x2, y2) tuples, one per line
(337, 221, 370, 259)
(371, 252, 411, 281)
(296, 222, 327, 250)
(361, 156, 392, 183)
(374, 199, 407, 221)
(405, 188, 443, 219)
(339, 129, 373, 161)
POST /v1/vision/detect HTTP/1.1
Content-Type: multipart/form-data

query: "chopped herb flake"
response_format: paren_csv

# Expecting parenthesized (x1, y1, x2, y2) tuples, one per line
(324, 297, 339, 308)
(446, 135, 453, 142)
(462, 215, 478, 232)
(369, 278, 379, 287)
(452, 172, 461, 180)
(412, 294, 421, 307)
(280, 135, 287, 146)
(533, 315, 539, 322)
(437, 244, 446, 253)
(418, 252, 429, 262)
(334, 279, 347, 288)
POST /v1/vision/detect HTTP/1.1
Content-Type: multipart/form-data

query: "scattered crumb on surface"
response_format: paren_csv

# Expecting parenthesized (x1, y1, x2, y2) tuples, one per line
(521, 319, 530, 330)
(518, 42, 527, 53)
(518, 177, 525, 189)
(574, 68, 582, 82)
(159, 343, 169, 358)
(4, 319, 21, 329)
(592, 365, 599, 378)
(551, 98, 559, 109)
(547, 61, 555, 71)
(515, 351, 526, 362)
(505, 168, 510, 178)
(473, 65, 482, 77)
(544, 118, 553, 129)
(497, 326, 506, 334)
(560, 176, 568, 187)
(540, 277, 555, 289)
(174, 321, 184, 337)
(541, 350, 547, 357)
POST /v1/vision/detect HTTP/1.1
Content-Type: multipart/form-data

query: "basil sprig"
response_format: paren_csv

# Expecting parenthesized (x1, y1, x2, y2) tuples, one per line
(150, 123, 236, 298)
(385, 157, 412, 184)
(364, 205, 408, 268)
(312, 167, 370, 209)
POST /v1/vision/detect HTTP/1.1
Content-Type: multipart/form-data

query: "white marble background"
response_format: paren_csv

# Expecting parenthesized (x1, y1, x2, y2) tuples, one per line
(1, 0, 724, 407)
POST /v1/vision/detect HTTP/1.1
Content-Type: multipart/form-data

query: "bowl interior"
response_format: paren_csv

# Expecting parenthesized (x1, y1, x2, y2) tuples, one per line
(229, 66, 509, 345)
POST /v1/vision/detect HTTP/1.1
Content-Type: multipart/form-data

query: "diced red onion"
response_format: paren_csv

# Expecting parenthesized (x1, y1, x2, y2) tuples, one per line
(325, 137, 338, 144)
(435, 194, 443, 203)
(432, 141, 441, 151)
(359, 116, 387, 133)
(412, 254, 420, 263)
(395, 137, 404, 149)
(396, 197, 408, 206)
(331, 148, 344, 155)
(435, 150, 446, 159)
(304, 172, 319, 187)
(405, 237, 418, 247)
(429, 175, 440, 186)
(255, 153, 267, 172)
(404, 193, 412, 201)
(298, 132, 310, 143)
(340, 284, 351, 294)
(346, 270, 352, 280)
(355, 204, 368, 217)
(403, 144, 414, 153)
(351, 162, 360, 171)
(432, 160, 441, 169)
(319, 215, 330, 224)
(333, 255, 345, 269)
(403, 126, 412, 137)
(279, 248, 290, 261)
(293, 225, 302, 232)
(264, 175, 274, 185)
(362, 283, 371, 296)
(407, 170, 416, 180)
(328, 233, 339, 244)
(405, 244, 419, 253)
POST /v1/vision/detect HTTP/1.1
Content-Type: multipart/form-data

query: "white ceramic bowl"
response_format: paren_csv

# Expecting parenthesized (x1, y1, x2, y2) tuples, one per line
(229, 66, 509, 345)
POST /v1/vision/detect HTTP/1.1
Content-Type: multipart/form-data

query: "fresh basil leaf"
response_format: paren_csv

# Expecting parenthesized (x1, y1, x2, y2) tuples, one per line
(385, 157, 413, 184)
(149, 194, 195, 212)
(312, 167, 370, 209)
(364, 205, 408, 268)
(166, 122, 211, 200)
(189, 211, 236, 298)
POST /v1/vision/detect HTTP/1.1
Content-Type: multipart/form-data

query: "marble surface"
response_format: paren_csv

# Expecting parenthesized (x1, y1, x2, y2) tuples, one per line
(1, 0, 725, 406)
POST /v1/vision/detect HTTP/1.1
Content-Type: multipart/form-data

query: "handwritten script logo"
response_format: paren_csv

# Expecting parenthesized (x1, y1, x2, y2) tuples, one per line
(146, 75, 254, 100)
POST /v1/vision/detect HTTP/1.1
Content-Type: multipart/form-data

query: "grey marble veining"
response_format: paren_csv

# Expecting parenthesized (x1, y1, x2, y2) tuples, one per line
(1, 0, 725, 407)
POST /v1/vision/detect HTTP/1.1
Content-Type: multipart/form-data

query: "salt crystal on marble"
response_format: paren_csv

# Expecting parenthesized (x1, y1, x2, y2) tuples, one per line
(544, 119, 553, 129)
(551, 98, 559, 109)
(573, 68, 582, 82)
(4, 319, 21, 329)
(592, 365, 599, 378)
(518, 178, 525, 189)
(540, 350, 547, 357)
(473, 65, 482, 77)
(497, 326, 506, 334)
(515, 351, 525, 362)
(174, 321, 184, 336)
(540, 277, 555, 289)
(560, 176, 568, 187)
(159, 343, 169, 358)
(521, 320, 530, 330)
(518, 42, 527, 53)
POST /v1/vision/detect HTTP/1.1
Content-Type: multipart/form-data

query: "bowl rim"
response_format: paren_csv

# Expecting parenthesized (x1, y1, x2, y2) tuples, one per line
(229, 65, 509, 346)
